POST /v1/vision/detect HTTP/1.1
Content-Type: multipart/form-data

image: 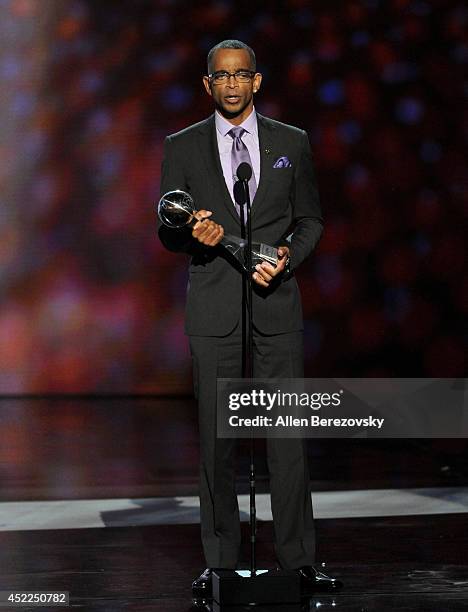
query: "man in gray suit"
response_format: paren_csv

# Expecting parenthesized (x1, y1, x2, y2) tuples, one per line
(158, 39, 342, 600)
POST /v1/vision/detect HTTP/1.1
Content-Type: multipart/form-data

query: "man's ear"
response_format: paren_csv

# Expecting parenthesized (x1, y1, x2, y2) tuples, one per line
(253, 72, 262, 94)
(203, 76, 212, 97)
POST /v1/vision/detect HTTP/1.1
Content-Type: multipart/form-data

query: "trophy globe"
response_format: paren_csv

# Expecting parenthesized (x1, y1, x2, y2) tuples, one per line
(158, 190, 196, 229)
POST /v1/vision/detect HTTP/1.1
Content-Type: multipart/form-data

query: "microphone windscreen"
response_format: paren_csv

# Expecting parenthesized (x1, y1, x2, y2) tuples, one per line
(233, 180, 246, 206)
(237, 162, 252, 181)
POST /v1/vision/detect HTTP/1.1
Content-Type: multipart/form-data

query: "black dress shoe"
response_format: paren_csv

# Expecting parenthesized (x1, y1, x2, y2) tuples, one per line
(296, 565, 343, 592)
(192, 568, 213, 599)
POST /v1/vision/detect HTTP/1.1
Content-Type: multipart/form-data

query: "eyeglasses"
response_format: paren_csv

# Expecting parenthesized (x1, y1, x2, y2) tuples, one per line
(208, 70, 256, 84)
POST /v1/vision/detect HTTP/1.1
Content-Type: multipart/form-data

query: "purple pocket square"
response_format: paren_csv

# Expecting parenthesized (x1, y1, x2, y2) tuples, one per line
(273, 156, 292, 168)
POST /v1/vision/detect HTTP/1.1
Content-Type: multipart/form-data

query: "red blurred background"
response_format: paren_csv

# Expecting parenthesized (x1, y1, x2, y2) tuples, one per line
(0, 0, 466, 394)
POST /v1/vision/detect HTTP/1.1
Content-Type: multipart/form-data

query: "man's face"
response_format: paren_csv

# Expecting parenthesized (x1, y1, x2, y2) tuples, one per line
(203, 48, 262, 124)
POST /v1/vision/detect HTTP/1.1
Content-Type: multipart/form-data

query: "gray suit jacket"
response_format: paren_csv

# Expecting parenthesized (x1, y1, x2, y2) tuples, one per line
(158, 113, 323, 336)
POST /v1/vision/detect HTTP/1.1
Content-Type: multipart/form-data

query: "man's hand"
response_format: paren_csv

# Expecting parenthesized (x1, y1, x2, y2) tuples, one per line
(253, 246, 290, 288)
(192, 210, 225, 246)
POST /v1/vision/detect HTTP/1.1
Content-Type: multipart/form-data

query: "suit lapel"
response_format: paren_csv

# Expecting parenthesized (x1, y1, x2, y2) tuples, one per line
(197, 115, 240, 225)
(251, 113, 275, 220)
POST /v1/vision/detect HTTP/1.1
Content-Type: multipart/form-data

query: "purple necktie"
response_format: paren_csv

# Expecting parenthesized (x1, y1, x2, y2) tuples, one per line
(229, 126, 257, 216)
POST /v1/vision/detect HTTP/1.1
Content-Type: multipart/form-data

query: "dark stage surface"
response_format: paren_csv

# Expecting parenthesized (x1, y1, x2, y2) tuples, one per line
(1, 398, 468, 610)
(1, 516, 468, 611)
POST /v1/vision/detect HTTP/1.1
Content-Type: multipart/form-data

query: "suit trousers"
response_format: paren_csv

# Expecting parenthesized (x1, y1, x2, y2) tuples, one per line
(189, 324, 315, 570)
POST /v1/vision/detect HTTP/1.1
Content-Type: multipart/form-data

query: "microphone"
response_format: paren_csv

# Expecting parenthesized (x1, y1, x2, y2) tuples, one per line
(236, 162, 252, 182)
(233, 180, 246, 206)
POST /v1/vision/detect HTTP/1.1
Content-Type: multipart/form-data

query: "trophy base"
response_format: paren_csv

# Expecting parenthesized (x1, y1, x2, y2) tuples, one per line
(222, 234, 278, 272)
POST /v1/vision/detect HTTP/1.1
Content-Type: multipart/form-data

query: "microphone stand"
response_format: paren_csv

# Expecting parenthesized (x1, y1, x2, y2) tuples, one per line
(241, 175, 256, 576)
(233, 172, 256, 574)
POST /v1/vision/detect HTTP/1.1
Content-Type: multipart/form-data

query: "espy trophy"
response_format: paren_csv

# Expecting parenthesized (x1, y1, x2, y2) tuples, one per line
(157, 189, 278, 273)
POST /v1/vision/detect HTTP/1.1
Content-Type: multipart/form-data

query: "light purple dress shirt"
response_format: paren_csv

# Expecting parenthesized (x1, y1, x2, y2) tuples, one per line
(214, 108, 261, 205)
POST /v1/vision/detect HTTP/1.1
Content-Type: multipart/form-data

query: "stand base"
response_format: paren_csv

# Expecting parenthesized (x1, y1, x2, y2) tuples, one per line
(212, 568, 301, 605)
(212, 603, 303, 612)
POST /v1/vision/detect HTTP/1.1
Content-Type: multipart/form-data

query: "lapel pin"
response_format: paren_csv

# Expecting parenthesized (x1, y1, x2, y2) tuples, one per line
(264, 148, 271, 155)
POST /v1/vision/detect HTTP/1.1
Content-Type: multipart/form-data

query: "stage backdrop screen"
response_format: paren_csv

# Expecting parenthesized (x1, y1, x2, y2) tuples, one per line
(0, 1, 465, 393)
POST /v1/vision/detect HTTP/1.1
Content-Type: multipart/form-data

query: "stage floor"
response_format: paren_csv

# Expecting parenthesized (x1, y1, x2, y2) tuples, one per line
(1, 397, 468, 610)
(0, 486, 468, 531)
(1, 514, 467, 611)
